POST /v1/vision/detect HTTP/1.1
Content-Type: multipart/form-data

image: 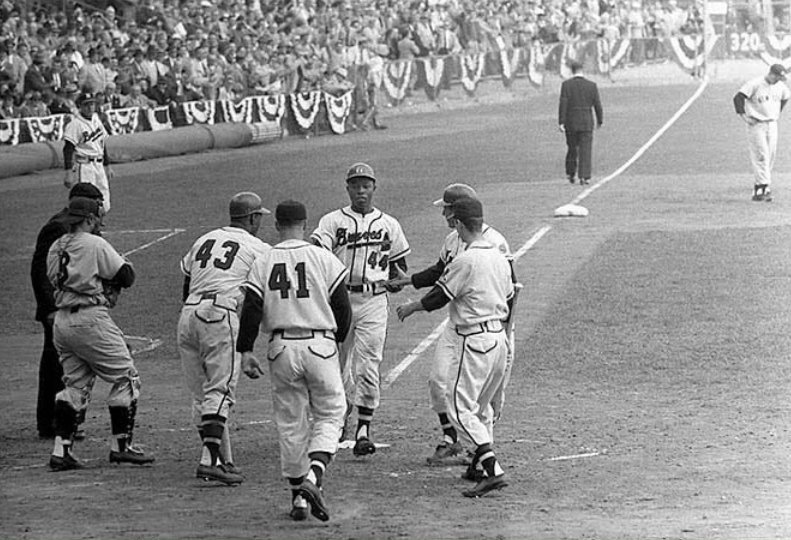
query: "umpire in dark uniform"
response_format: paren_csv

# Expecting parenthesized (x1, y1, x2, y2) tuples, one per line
(558, 60, 603, 185)
(30, 183, 103, 438)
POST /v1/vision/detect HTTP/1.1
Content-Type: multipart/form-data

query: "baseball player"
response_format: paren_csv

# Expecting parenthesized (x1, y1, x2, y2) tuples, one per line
(733, 63, 790, 202)
(177, 192, 271, 485)
(387, 183, 515, 466)
(237, 200, 352, 522)
(46, 196, 154, 471)
(397, 197, 514, 498)
(31, 183, 103, 440)
(63, 92, 114, 211)
(310, 162, 410, 457)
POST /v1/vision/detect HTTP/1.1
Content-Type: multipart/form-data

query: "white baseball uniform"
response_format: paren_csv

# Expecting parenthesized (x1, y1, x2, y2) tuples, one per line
(310, 206, 410, 411)
(738, 75, 791, 187)
(436, 239, 514, 447)
(178, 226, 271, 424)
(243, 239, 349, 478)
(63, 112, 112, 211)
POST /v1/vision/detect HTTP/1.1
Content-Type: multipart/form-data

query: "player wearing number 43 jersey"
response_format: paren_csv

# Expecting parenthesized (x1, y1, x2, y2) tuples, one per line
(310, 162, 410, 457)
(177, 192, 271, 485)
(237, 200, 352, 522)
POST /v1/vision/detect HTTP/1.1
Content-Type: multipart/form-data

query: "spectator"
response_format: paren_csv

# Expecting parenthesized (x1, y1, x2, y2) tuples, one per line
(122, 82, 155, 109)
(103, 82, 123, 110)
(78, 47, 109, 94)
(0, 91, 17, 118)
(24, 52, 51, 95)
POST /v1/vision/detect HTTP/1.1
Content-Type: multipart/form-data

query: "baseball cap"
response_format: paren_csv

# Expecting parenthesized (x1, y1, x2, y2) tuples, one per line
(346, 162, 376, 183)
(69, 182, 103, 201)
(229, 192, 270, 218)
(450, 197, 483, 222)
(275, 200, 307, 223)
(433, 183, 477, 207)
(63, 196, 103, 224)
(770, 63, 787, 80)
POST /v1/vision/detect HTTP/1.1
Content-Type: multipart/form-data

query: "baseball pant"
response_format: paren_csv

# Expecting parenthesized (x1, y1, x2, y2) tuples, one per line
(268, 332, 345, 478)
(74, 161, 111, 211)
(177, 301, 240, 422)
(37, 318, 64, 435)
(339, 292, 388, 410)
(747, 120, 778, 186)
(53, 306, 140, 411)
(429, 322, 458, 414)
(449, 328, 508, 447)
(565, 129, 594, 180)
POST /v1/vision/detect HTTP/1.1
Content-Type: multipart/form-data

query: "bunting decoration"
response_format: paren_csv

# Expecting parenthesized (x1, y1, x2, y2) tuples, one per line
(0, 117, 21, 145)
(253, 94, 286, 123)
(290, 91, 322, 131)
(382, 60, 412, 104)
(324, 90, 354, 134)
(418, 56, 446, 100)
(667, 34, 719, 73)
(219, 98, 253, 124)
(146, 105, 172, 131)
(609, 38, 631, 70)
(27, 114, 65, 143)
(105, 107, 140, 135)
(759, 34, 791, 67)
(181, 100, 216, 125)
(498, 47, 522, 87)
(459, 52, 485, 95)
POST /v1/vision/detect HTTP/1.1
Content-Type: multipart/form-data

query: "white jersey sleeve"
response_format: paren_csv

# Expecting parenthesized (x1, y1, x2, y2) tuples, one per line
(439, 224, 511, 266)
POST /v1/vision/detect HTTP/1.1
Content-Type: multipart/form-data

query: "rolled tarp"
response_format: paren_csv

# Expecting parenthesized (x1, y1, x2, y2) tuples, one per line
(0, 122, 267, 180)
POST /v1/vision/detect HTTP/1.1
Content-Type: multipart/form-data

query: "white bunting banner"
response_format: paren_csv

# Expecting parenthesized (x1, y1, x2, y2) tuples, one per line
(323, 90, 354, 134)
(0, 117, 21, 145)
(290, 91, 321, 130)
(105, 107, 140, 135)
(181, 100, 216, 125)
(26, 114, 65, 143)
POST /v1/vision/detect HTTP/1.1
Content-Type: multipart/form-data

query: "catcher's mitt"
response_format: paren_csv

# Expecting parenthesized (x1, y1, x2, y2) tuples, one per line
(102, 279, 122, 308)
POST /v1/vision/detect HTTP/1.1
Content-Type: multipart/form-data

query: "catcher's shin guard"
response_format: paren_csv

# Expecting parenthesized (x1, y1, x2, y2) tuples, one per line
(53, 400, 78, 440)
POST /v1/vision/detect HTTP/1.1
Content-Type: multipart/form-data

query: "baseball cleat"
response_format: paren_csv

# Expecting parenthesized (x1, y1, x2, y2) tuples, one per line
(426, 441, 465, 466)
(196, 463, 244, 485)
(460, 464, 486, 483)
(290, 495, 308, 521)
(461, 474, 508, 498)
(49, 453, 85, 471)
(110, 445, 155, 465)
(567, 176, 575, 184)
(764, 190, 773, 202)
(353, 437, 376, 457)
(298, 479, 329, 521)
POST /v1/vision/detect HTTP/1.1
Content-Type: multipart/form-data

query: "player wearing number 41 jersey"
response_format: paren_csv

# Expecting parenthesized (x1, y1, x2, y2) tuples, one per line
(310, 162, 410, 457)
(177, 192, 271, 485)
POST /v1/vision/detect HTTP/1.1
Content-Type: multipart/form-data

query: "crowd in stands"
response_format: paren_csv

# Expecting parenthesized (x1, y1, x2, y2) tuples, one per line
(0, 0, 708, 120)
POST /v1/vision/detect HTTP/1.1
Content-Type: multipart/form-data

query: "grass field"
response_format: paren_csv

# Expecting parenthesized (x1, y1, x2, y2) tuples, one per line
(1, 76, 790, 539)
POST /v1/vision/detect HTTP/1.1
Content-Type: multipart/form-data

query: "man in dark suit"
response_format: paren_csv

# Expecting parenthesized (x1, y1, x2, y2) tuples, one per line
(558, 60, 603, 185)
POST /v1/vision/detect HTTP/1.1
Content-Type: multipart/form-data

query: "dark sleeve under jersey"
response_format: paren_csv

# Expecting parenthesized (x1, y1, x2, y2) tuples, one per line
(330, 284, 352, 343)
(411, 258, 446, 289)
(236, 289, 263, 353)
(420, 285, 451, 312)
(389, 256, 408, 278)
(182, 275, 190, 302)
(112, 263, 135, 288)
(63, 140, 75, 169)
(733, 92, 747, 114)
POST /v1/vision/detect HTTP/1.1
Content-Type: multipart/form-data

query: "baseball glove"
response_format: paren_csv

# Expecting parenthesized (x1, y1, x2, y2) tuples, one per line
(102, 279, 122, 308)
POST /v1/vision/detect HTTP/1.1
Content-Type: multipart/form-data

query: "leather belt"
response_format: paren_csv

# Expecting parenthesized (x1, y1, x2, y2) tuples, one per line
(76, 155, 103, 163)
(346, 283, 384, 295)
(270, 329, 335, 341)
(67, 304, 99, 313)
(455, 320, 504, 337)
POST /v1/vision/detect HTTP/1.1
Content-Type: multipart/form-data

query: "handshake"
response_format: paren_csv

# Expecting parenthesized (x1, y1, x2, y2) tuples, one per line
(378, 266, 411, 293)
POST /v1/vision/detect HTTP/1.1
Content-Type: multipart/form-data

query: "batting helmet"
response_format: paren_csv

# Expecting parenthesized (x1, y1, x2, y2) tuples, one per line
(229, 191, 270, 219)
(346, 162, 376, 183)
(433, 183, 477, 207)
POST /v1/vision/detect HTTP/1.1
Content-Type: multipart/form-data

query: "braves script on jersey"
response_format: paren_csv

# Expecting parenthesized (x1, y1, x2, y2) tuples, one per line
(310, 206, 410, 286)
(243, 239, 348, 332)
(180, 226, 271, 305)
(64, 112, 108, 159)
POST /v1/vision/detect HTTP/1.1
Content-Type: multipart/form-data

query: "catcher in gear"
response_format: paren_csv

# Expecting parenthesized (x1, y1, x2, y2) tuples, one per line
(63, 92, 114, 211)
(46, 196, 154, 471)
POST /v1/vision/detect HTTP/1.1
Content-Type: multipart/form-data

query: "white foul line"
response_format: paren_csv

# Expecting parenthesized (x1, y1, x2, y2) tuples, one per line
(546, 451, 601, 462)
(122, 228, 185, 257)
(381, 76, 709, 388)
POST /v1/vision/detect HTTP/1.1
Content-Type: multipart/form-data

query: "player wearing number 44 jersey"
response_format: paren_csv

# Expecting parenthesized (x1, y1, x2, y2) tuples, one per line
(310, 162, 411, 457)
(177, 192, 272, 485)
(237, 200, 352, 522)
